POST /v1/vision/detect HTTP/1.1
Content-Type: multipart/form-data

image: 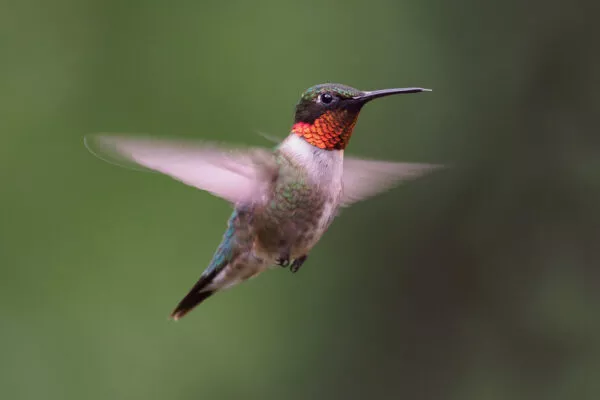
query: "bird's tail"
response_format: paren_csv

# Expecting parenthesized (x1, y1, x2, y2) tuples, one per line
(170, 267, 221, 320)
(170, 230, 237, 320)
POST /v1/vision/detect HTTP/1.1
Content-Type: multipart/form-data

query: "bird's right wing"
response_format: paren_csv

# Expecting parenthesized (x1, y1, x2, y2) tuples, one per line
(341, 157, 442, 206)
(84, 134, 277, 205)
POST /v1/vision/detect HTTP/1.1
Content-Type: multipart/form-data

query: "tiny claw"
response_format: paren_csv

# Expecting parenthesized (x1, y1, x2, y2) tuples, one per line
(276, 257, 290, 267)
(290, 255, 308, 273)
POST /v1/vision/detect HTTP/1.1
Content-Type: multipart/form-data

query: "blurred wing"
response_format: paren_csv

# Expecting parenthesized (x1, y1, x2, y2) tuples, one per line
(341, 157, 442, 206)
(254, 130, 282, 145)
(84, 134, 276, 204)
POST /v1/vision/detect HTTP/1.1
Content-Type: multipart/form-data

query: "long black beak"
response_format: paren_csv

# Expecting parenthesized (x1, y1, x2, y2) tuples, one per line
(353, 87, 432, 103)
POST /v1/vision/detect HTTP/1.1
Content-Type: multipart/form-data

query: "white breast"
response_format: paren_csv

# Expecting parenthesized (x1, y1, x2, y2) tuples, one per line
(279, 134, 344, 244)
(278, 134, 344, 190)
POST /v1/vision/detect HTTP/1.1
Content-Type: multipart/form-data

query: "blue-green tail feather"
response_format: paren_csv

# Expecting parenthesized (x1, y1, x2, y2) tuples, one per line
(170, 212, 238, 320)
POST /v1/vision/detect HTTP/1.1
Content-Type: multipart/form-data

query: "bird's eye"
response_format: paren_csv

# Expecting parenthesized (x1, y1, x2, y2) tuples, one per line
(318, 93, 335, 105)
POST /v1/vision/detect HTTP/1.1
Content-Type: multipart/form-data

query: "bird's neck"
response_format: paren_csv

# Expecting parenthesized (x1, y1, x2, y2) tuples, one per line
(278, 134, 344, 186)
(291, 110, 359, 150)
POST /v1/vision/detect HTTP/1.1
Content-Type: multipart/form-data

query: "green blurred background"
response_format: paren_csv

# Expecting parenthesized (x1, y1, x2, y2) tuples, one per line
(1, 1, 599, 399)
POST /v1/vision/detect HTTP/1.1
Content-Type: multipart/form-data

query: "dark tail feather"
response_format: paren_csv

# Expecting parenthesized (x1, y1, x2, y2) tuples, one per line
(170, 268, 219, 320)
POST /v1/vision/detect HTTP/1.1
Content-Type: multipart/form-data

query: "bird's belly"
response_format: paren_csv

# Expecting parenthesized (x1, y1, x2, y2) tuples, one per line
(253, 195, 339, 260)
(292, 199, 338, 254)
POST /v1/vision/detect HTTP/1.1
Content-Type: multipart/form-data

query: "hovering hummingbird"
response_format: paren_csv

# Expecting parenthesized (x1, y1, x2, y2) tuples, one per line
(85, 83, 440, 320)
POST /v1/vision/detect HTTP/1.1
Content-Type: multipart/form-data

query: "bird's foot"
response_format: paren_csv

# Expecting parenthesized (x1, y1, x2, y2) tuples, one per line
(290, 255, 308, 273)
(276, 254, 290, 267)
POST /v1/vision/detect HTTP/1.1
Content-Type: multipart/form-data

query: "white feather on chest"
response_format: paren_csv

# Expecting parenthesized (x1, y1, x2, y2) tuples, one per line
(279, 135, 343, 242)
(279, 135, 344, 192)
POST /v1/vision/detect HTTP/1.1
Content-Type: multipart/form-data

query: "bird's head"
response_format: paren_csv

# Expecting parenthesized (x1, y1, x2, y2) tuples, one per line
(292, 83, 430, 150)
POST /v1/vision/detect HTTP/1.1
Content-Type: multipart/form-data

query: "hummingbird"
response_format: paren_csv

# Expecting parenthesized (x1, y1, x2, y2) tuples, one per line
(85, 83, 440, 320)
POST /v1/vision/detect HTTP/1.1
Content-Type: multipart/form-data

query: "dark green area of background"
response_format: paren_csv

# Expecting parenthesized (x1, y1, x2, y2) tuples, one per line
(1, 1, 598, 399)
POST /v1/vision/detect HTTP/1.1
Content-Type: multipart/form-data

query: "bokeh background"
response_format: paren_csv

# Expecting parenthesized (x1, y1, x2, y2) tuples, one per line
(1, 1, 599, 399)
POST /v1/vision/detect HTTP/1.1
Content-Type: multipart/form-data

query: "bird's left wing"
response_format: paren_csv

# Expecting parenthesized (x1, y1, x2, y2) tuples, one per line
(85, 134, 276, 205)
(341, 157, 442, 206)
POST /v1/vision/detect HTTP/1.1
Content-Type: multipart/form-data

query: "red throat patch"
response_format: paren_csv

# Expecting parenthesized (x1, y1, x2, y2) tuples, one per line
(292, 110, 359, 150)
